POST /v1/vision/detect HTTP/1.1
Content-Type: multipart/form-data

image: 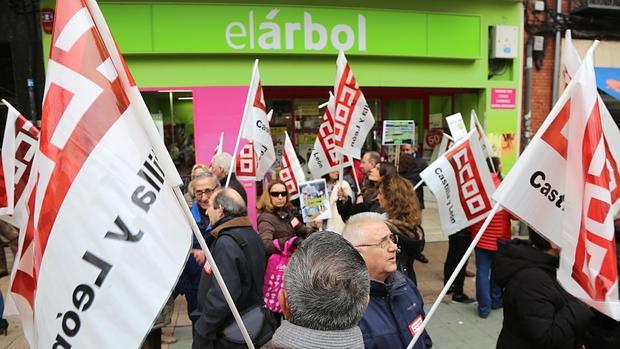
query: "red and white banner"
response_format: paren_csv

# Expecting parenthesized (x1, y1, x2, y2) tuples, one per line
(240, 61, 275, 179)
(494, 45, 619, 320)
(565, 30, 620, 217)
(333, 51, 375, 159)
(0, 102, 39, 220)
(420, 130, 496, 236)
(470, 110, 494, 163)
(308, 94, 352, 179)
(280, 132, 305, 200)
(8, 1, 193, 347)
(236, 141, 257, 181)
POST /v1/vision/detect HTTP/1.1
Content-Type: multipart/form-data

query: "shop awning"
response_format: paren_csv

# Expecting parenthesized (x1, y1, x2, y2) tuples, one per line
(595, 67, 620, 100)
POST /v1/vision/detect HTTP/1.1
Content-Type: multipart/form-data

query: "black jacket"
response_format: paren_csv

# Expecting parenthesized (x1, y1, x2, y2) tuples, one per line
(493, 239, 593, 349)
(336, 194, 383, 223)
(193, 216, 265, 348)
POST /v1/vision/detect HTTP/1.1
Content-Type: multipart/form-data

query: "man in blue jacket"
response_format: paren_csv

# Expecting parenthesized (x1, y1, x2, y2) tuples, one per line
(343, 212, 433, 349)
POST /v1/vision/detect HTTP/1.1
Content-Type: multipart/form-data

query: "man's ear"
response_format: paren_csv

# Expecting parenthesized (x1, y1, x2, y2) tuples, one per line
(278, 288, 290, 320)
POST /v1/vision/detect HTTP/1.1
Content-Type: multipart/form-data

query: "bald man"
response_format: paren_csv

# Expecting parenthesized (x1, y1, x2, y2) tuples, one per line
(193, 188, 266, 348)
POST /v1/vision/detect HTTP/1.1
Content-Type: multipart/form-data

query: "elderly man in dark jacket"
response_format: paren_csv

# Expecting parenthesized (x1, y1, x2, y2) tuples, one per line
(493, 228, 592, 349)
(193, 188, 266, 349)
(343, 212, 432, 349)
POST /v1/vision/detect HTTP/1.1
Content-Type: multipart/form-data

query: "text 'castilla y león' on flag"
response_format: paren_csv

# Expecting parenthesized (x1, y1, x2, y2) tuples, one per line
(279, 132, 306, 200)
(5, 0, 194, 347)
(308, 93, 352, 179)
(420, 129, 496, 236)
(493, 40, 619, 320)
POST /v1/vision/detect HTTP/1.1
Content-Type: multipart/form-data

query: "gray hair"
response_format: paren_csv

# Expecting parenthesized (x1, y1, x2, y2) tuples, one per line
(364, 151, 381, 166)
(211, 152, 232, 174)
(212, 188, 246, 216)
(285, 231, 369, 331)
(193, 171, 220, 188)
(342, 212, 387, 246)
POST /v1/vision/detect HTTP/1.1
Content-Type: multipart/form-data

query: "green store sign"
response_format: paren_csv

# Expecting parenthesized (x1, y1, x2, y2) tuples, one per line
(102, 4, 482, 59)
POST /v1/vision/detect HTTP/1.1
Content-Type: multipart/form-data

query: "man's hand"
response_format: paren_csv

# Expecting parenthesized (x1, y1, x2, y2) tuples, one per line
(192, 249, 206, 266)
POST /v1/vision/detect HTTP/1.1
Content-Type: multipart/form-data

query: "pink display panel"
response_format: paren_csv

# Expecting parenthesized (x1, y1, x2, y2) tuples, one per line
(193, 86, 257, 225)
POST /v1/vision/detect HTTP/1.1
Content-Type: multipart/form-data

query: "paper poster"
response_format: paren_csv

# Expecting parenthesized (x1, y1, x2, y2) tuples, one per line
(382, 120, 415, 145)
(298, 179, 331, 222)
(446, 113, 468, 142)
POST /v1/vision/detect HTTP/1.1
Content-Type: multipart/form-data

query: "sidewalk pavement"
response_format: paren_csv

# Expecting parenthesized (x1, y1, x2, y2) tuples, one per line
(0, 206, 504, 348)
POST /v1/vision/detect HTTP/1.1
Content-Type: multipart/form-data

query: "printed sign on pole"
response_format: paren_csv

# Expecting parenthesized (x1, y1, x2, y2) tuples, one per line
(382, 120, 415, 146)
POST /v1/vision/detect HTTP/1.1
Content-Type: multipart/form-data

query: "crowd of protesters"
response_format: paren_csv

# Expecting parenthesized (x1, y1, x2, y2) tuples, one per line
(130, 147, 620, 348)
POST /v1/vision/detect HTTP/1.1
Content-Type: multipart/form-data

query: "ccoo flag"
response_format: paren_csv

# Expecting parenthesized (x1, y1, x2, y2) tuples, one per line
(9, 0, 193, 347)
(565, 30, 620, 217)
(308, 93, 352, 179)
(420, 129, 496, 236)
(493, 44, 619, 320)
(280, 132, 306, 200)
(332, 51, 375, 159)
(240, 61, 276, 179)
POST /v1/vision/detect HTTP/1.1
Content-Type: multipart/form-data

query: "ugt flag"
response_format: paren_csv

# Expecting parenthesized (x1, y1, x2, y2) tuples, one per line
(308, 93, 352, 179)
(333, 51, 375, 159)
(10, 1, 193, 347)
(240, 60, 276, 179)
(493, 45, 619, 320)
(280, 132, 305, 200)
(420, 129, 496, 236)
(565, 30, 620, 216)
(0, 101, 39, 220)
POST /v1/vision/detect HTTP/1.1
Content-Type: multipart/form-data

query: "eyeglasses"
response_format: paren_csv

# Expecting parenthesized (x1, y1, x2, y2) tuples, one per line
(355, 233, 398, 249)
(269, 191, 287, 198)
(195, 187, 216, 197)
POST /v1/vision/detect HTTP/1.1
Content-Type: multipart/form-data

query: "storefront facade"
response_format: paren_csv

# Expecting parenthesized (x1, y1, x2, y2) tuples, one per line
(41, 0, 523, 208)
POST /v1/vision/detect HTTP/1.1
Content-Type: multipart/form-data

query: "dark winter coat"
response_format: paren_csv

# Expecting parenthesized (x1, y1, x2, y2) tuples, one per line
(336, 193, 383, 223)
(219, 173, 247, 204)
(359, 271, 432, 349)
(493, 239, 593, 349)
(386, 219, 425, 283)
(193, 215, 266, 348)
(257, 208, 313, 256)
(399, 154, 427, 209)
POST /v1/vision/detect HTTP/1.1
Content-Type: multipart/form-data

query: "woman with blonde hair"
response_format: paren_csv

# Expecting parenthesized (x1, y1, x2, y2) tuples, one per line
(377, 175, 425, 283)
(257, 179, 313, 256)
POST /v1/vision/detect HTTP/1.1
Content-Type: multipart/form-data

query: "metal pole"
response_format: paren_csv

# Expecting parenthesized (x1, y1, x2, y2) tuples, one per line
(523, 37, 533, 146)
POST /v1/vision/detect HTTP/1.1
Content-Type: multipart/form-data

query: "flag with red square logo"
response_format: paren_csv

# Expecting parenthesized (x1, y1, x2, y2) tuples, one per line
(332, 51, 375, 159)
(308, 93, 352, 179)
(236, 141, 257, 181)
(420, 129, 496, 236)
(280, 132, 305, 200)
(494, 44, 619, 320)
(8, 0, 194, 346)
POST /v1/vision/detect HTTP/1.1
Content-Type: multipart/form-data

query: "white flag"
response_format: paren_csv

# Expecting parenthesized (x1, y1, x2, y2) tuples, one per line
(10, 1, 193, 347)
(420, 129, 496, 236)
(308, 94, 352, 179)
(0, 101, 39, 320)
(333, 51, 375, 159)
(0, 102, 39, 219)
(470, 110, 494, 162)
(565, 30, 620, 216)
(494, 45, 619, 320)
(212, 132, 224, 156)
(240, 61, 276, 179)
(280, 132, 306, 200)
(430, 133, 454, 163)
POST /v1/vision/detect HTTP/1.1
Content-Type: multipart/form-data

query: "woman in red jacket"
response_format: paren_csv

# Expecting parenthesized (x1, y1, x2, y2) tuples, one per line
(470, 157, 516, 318)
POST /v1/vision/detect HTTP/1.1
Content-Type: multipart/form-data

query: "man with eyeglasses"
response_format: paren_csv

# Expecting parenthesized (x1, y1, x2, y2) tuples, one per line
(343, 212, 432, 349)
(178, 171, 221, 336)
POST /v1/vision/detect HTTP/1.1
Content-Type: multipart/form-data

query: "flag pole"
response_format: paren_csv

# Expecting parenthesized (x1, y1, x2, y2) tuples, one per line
(407, 202, 501, 349)
(172, 187, 256, 349)
(227, 59, 259, 188)
(351, 161, 361, 193)
(414, 179, 424, 190)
